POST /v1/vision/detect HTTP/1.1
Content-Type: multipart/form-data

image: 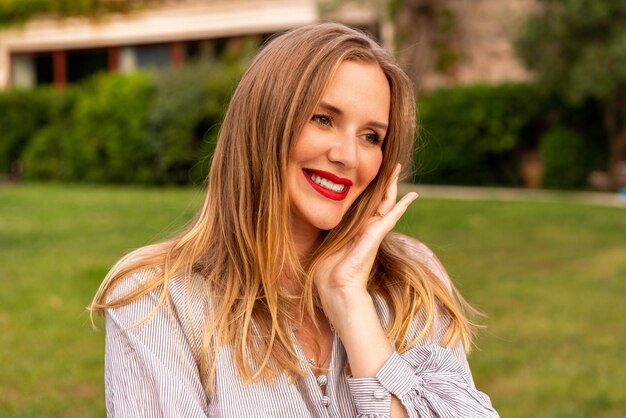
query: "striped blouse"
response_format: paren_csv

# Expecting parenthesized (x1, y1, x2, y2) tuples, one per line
(104, 238, 498, 417)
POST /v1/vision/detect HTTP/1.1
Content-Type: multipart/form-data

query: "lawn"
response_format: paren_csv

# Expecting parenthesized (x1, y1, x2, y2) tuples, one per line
(1, 184, 624, 417)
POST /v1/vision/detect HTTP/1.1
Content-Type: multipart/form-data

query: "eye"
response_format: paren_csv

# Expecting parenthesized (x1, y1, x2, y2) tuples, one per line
(311, 114, 332, 126)
(363, 132, 380, 145)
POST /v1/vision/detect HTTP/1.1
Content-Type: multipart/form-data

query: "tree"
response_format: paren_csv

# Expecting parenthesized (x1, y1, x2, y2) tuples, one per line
(390, 0, 458, 92)
(318, 0, 458, 93)
(516, 0, 626, 188)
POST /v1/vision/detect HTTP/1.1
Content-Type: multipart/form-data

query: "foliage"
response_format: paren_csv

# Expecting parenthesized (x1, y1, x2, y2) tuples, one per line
(5, 45, 252, 184)
(70, 72, 154, 182)
(516, 0, 626, 186)
(146, 57, 245, 184)
(20, 89, 78, 180)
(548, 98, 610, 174)
(0, 87, 62, 175)
(0, 73, 604, 189)
(540, 127, 592, 189)
(415, 83, 543, 185)
(0, 0, 158, 27)
(391, 0, 460, 90)
(516, 0, 626, 104)
(21, 72, 155, 182)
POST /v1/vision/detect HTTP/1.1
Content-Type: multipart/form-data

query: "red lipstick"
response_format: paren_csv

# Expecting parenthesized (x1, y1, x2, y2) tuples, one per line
(302, 169, 352, 201)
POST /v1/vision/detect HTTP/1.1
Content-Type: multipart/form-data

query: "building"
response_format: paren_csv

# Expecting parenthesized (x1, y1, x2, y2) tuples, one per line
(0, 0, 382, 90)
(0, 0, 534, 91)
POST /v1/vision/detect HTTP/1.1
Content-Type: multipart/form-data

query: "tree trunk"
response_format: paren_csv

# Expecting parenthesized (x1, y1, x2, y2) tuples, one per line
(394, 0, 438, 93)
(603, 93, 626, 189)
(608, 127, 626, 188)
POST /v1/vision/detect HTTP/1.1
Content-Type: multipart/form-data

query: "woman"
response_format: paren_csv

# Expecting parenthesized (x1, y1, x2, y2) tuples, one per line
(91, 22, 498, 417)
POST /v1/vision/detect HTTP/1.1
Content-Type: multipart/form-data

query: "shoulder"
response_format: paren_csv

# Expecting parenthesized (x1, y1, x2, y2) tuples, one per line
(105, 264, 209, 333)
(105, 265, 162, 304)
(104, 266, 210, 363)
(103, 244, 210, 312)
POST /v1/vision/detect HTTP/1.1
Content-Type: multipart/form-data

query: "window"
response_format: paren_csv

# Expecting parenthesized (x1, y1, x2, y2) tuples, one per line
(135, 43, 170, 69)
(67, 48, 108, 83)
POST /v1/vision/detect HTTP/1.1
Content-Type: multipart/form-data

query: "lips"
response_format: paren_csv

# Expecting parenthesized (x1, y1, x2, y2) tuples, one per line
(302, 169, 352, 201)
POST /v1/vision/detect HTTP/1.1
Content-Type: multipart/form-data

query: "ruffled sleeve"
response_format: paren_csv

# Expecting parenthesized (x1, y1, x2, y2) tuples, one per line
(347, 347, 497, 417)
(346, 235, 498, 417)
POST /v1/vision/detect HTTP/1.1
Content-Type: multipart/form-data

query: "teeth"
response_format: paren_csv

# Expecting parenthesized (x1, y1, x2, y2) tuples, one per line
(309, 172, 346, 192)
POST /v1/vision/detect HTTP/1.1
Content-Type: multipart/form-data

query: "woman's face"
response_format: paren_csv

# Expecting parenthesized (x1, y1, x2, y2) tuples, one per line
(287, 60, 391, 237)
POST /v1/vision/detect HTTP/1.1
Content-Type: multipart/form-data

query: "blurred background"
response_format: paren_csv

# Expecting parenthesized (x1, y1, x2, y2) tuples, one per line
(0, 1, 624, 417)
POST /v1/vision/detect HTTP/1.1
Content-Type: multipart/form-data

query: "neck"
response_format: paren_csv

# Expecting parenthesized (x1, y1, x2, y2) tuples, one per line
(279, 219, 322, 301)
(290, 221, 323, 262)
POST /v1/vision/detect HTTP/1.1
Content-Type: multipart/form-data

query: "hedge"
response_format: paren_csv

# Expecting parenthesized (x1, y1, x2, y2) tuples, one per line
(2, 56, 246, 184)
(414, 84, 609, 188)
(0, 87, 63, 176)
(20, 73, 154, 182)
(145, 59, 242, 184)
(540, 127, 593, 189)
(415, 83, 544, 186)
(0, 72, 609, 188)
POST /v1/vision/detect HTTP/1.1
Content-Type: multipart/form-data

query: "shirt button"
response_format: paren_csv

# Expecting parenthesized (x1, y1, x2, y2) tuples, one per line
(317, 374, 328, 387)
(373, 389, 387, 400)
(321, 396, 330, 406)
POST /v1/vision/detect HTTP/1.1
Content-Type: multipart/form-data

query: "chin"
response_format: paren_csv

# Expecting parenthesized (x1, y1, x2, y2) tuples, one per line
(312, 216, 343, 231)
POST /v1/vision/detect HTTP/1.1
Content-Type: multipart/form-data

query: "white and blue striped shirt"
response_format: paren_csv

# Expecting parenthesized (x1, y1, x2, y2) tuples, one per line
(104, 240, 498, 417)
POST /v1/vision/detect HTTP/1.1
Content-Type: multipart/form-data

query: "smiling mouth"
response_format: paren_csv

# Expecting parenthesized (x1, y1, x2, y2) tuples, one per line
(303, 169, 352, 201)
(307, 171, 346, 192)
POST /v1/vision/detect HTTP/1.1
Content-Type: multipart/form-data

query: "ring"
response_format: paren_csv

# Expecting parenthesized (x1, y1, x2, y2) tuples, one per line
(375, 211, 386, 218)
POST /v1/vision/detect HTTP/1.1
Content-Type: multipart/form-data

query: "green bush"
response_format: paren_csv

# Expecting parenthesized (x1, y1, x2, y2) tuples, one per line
(552, 98, 609, 175)
(146, 59, 242, 184)
(2, 74, 606, 189)
(21, 73, 155, 182)
(0, 87, 63, 175)
(70, 72, 154, 182)
(21, 123, 67, 180)
(12, 54, 248, 184)
(540, 128, 592, 189)
(415, 83, 543, 186)
(21, 89, 77, 180)
(6, 54, 604, 188)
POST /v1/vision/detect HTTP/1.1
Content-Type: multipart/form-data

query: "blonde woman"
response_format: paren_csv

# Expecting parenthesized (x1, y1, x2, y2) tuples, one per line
(91, 23, 498, 417)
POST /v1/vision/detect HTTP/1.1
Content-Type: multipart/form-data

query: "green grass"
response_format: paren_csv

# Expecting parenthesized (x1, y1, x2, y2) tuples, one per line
(1, 184, 624, 417)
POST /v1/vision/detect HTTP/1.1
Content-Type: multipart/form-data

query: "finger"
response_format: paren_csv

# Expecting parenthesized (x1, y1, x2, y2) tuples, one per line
(386, 191, 419, 223)
(376, 164, 401, 215)
(353, 192, 419, 259)
(372, 191, 418, 233)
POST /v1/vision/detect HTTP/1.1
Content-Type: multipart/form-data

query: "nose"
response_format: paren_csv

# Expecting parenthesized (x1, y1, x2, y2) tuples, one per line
(327, 130, 358, 169)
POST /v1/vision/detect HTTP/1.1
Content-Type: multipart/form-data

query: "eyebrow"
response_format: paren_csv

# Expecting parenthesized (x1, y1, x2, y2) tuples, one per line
(318, 101, 389, 131)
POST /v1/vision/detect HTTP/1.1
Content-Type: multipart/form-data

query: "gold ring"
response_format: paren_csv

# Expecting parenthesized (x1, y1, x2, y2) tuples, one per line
(375, 211, 386, 218)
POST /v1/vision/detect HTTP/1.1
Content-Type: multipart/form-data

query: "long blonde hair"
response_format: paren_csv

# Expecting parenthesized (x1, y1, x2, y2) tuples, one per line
(91, 22, 477, 392)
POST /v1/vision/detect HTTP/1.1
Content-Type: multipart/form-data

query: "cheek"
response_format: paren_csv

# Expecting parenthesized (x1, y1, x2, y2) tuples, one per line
(361, 151, 384, 185)
(290, 126, 317, 164)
